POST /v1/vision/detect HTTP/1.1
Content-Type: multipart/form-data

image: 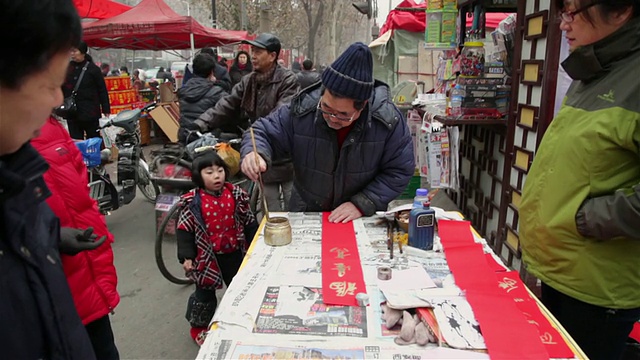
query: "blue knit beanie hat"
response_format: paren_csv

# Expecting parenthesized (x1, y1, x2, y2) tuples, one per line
(321, 42, 374, 101)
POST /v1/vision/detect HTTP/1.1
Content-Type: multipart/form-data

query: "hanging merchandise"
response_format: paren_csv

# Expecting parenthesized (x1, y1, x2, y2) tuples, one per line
(428, 130, 451, 189)
(417, 95, 447, 180)
(460, 42, 485, 77)
(425, 1, 457, 48)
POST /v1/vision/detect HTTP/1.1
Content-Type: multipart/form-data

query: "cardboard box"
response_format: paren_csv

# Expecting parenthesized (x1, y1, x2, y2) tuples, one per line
(159, 82, 178, 103)
(443, 0, 457, 10)
(427, 0, 443, 9)
(425, 12, 442, 43)
(441, 11, 457, 43)
(149, 102, 180, 143)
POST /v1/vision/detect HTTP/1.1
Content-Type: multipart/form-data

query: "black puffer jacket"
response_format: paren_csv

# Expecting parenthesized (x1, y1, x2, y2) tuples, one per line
(0, 144, 96, 360)
(62, 59, 110, 123)
(296, 70, 321, 90)
(177, 77, 227, 144)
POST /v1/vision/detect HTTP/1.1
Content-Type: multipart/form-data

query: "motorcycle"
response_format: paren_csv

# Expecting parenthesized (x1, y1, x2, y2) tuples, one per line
(85, 103, 159, 214)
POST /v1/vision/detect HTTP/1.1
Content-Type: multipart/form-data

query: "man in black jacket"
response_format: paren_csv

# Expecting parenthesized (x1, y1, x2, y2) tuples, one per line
(189, 33, 300, 212)
(182, 48, 232, 92)
(0, 1, 105, 358)
(296, 59, 321, 89)
(177, 53, 228, 144)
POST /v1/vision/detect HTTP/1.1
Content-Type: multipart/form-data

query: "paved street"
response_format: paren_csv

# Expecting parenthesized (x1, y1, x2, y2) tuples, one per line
(105, 194, 199, 359)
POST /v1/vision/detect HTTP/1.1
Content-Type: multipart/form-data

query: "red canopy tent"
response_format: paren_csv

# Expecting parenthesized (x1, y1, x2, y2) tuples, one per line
(380, 0, 510, 37)
(82, 0, 248, 50)
(74, 0, 132, 20)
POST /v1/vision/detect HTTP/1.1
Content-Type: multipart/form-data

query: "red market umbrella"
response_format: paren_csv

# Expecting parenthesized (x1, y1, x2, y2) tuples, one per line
(82, 0, 248, 50)
(73, 0, 132, 20)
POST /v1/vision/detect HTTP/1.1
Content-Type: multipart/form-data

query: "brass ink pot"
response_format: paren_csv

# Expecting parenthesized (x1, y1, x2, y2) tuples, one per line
(264, 217, 292, 246)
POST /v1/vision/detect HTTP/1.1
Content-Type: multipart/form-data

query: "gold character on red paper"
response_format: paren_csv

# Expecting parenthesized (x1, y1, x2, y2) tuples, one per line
(329, 281, 357, 297)
(540, 332, 557, 345)
(498, 277, 518, 293)
(332, 263, 351, 278)
(330, 247, 350, 259)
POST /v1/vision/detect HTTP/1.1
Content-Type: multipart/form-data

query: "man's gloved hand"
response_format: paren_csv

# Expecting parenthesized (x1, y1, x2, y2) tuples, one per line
(59, 227, 107, 255)
(184, 121, 202, 131)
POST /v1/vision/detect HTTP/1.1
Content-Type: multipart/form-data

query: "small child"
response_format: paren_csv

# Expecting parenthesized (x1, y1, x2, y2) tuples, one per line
(176, 151, 258, 346)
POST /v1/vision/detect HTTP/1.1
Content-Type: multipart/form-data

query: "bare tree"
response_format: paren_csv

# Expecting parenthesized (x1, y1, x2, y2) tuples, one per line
(300, 0, 325, 63)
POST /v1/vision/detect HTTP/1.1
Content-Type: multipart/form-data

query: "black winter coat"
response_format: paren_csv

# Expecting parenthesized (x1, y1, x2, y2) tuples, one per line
(229, 64, 252, 88)
(62, 60, 110, 123)
(296, 70, 321, 90)
(0, 144, 96, 360)
(177, 77, 227, 144)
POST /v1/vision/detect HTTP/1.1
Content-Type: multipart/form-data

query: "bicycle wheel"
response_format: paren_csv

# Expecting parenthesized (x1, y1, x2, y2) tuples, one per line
(155, 200, 194, 285)
(137, 159, 159, 202)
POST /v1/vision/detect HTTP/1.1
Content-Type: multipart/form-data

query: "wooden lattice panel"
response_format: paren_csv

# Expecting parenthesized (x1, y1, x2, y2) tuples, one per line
(448, 124, 505, 247)
(496, 0, 563, 274)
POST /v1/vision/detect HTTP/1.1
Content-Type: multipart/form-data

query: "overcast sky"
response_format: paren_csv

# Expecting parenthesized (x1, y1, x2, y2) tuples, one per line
(376, 0, 412, 26)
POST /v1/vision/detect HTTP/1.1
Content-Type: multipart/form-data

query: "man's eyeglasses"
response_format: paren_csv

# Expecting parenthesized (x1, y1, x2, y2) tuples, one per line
(317, 100, 358, 123)
(559, 1, 601, 23)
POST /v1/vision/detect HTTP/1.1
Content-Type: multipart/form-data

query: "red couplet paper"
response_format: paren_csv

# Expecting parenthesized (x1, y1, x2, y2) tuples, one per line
(485, 253, 507, 272)
(321, 213, 367, 306)
(630, 322, 640, 343)
(438, 220, 549, 360)
(496, 271, 576, 358)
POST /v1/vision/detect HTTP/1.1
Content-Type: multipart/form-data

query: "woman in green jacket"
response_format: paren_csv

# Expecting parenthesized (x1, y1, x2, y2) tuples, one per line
(520, 1, 640, 359)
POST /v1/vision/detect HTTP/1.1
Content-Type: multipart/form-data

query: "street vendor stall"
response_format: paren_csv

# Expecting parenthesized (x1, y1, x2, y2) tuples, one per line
(197, 212, 587, 359)
(82, 0, 249, 50)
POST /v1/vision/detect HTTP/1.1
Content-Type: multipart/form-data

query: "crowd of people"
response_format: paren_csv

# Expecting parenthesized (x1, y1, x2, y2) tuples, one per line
(1, 0, 639, 359)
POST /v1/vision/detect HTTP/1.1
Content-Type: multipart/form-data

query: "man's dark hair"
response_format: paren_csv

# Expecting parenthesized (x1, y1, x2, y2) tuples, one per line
(191, 150, 230, 188)
(0, 0, 82, 89)
(302, 59, 314, 71)
(158, 66, 165, 72)
(193, 53, 216, 78)
(120, 66, 129, 73)
(200, 47, 218, 58)
(101, 63, 110, 70)
(321, 87, 367, 111)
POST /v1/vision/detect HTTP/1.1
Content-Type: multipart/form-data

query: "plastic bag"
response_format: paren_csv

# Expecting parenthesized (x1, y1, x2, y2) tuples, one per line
(185, 133, 218, 160)
(215, 142, 240, 177)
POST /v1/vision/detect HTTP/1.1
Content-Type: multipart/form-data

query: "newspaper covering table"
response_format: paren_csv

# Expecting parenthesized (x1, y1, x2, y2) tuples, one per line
(197, 212, 585, 360)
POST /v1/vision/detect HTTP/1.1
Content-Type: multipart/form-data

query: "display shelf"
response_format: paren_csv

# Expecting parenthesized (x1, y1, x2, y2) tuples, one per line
(457, 0, 517, 12)
(434, 115, 507, 126)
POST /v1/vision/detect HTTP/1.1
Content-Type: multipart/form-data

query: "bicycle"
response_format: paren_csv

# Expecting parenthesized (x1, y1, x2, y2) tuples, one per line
(151, 136, 259, 285)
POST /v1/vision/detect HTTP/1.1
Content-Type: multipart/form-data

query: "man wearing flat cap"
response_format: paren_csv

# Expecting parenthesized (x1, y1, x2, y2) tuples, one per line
(189, 33, 300, 213)
(240, 42, 415, 223)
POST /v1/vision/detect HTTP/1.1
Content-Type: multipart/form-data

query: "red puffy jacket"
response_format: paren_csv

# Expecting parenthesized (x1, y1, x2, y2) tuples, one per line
(31, 117, 119, 325)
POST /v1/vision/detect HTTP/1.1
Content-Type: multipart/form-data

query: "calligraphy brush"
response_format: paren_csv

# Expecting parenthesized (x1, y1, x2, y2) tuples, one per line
(249, 127, 270, 222)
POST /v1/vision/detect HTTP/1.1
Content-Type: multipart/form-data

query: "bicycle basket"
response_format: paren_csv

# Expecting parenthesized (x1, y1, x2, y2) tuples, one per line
(76, 138, 103, 168)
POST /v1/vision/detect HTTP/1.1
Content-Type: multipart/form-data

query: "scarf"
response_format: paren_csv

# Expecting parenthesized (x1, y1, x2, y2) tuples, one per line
(241, 63, 277, 120)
